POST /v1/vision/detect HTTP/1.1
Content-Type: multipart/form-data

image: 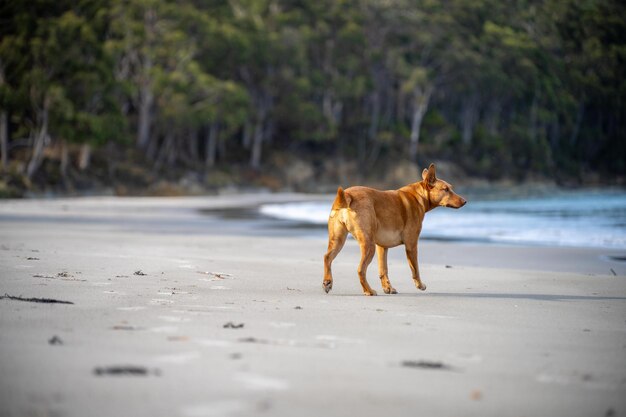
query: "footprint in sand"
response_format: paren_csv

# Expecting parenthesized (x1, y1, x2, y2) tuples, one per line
(233, 372, 289, 391)
(158, 315, 191, 323)
(154, 351, 201, 364)
(117, 306, 146, 311)
(181, 400, 246, 417)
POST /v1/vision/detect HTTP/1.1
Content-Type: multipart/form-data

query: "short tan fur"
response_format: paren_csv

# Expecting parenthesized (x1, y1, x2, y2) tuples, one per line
(323, 163, 467, 296)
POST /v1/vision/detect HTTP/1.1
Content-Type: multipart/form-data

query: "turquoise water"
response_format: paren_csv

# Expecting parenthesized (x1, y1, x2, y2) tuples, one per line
(258, 190, 626, 249)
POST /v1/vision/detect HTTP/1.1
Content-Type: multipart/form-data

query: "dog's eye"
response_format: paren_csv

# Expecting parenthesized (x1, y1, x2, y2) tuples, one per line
(442, 187, 449, 192)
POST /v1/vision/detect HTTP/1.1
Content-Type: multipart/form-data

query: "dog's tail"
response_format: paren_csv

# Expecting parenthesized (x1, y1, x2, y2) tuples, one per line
(332, 187, 351, 210)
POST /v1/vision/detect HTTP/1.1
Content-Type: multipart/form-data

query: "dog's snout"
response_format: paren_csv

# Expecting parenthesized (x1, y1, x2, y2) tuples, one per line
(450, 197, 467, 209)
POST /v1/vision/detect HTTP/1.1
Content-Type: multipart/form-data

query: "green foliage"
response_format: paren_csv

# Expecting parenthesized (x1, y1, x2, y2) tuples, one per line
(1, 0, 125, 148)
(0, 0, 623, 180)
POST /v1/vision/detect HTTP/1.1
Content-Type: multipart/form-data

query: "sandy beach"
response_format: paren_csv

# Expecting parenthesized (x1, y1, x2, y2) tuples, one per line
(1, 194, 625, 417)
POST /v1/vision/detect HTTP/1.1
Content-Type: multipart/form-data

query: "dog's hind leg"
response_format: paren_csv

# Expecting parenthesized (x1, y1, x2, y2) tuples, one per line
(357, 241, 377, 296)
(376, 245, 397, 294)
(323, 217, 348, 293)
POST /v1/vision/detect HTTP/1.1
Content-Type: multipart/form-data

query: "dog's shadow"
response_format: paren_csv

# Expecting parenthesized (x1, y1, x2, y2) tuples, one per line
(334, 292, 626, 301)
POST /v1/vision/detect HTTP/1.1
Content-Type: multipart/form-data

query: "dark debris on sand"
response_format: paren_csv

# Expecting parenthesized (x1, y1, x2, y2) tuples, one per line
(93, 366, 161, 376)
(401, 360, 453, 371)
(111, 325, 144, 331)
(1, 293, 74, 305)
(223, 322, 244, 329)
(48, 335, 63, 345)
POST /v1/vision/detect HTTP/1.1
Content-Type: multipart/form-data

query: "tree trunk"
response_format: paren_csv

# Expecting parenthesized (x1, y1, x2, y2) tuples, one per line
(78, 143, 91, 171)
(529, 89, 539, 142)
(0, 60, 7, 170)
(323, 91, 333, 122)
(250, 118, 264, 169)
(569, 101, 584, 146)
(218, 132, 226, 162)
(550, 119, 560, 150)
(332, 101, 343, 127)
(323, 90, 343, 139)
(187, 129, 198, 163)
(242, 119, 252, 149)
(461, 94, 479, 146)
(146, 133, 159, 161)
(205, 123, 218, 167)
(137, 8, 155, 150)
(250, 92, 271, 169)
(137, 76, 153, 150)
(60, 140, 69, 179)
(155, 132, 174, 170)
(0, 110, 7, 171)
(486, 99, 501, 136)
(167, 136, 177, 166)
(409, 110, 424, 163)
(408, 85, 434, 162)
(368, 92, 380, 141)
(264, 118, 275, 145)
(26, 95, 50, 179)
(367, 92, 382, 164)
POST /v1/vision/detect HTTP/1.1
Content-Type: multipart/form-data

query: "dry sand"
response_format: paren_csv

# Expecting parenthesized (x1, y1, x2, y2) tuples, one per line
(1, 195, 625, 417)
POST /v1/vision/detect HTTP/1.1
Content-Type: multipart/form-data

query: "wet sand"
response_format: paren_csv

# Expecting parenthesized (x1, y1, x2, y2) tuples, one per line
(1, 195, 625, 417)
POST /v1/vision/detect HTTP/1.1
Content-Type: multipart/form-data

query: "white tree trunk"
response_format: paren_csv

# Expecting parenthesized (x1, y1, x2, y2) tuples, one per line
(529, 89, 539, 142)
(242, 119, 252, 149)
(137, 75, 153, 149)
(26, 96, 50, 179)
(461, 94, 479, 146)
(60, 140, 69, 178)
(78, 143, 91, 171)
(205, 123, 218, 167)
(250, 118, 263, 169)
(409, 85, 434, 162)
(249, 92, 271, 169)
(137, 9, 155, 150)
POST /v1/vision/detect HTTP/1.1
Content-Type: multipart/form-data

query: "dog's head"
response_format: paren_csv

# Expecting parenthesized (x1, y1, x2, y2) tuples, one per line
(422, 163, 467, 209)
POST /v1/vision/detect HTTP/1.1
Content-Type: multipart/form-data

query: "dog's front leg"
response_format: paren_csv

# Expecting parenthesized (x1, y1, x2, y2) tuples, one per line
(376, 245, 397, 294)
(405, 242, 427, 291)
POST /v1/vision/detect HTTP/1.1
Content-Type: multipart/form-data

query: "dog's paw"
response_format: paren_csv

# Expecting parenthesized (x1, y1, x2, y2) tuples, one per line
(364, 289, 377, 296)
(323, 280, 333, 293)
(418, 283, 427, 291)
(383, 287, 398, 295)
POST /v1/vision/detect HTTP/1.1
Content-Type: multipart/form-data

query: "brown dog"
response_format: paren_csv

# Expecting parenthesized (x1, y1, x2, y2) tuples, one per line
(323, 163, 466, 296)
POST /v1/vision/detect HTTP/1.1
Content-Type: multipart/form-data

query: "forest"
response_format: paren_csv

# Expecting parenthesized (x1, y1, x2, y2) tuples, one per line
(0, 0, 624, 196)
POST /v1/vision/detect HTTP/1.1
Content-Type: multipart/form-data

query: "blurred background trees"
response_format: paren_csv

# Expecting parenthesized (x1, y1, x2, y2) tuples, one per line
(0, 0, 624, 194)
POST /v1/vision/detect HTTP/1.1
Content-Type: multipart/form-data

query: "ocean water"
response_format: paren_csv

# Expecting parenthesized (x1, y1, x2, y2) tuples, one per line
(258, 190, 626, 249)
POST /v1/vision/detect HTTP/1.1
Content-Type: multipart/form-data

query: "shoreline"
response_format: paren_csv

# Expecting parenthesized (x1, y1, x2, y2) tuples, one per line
(1, 194, 624, 276)
(1, 194, 625, 417)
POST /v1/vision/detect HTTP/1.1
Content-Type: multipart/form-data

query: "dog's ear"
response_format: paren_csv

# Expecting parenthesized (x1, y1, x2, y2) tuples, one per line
(422, 163, 437, 187)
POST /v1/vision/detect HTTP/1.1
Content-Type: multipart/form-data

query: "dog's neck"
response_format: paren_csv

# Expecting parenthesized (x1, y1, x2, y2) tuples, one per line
(402, 182, 434, 213)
